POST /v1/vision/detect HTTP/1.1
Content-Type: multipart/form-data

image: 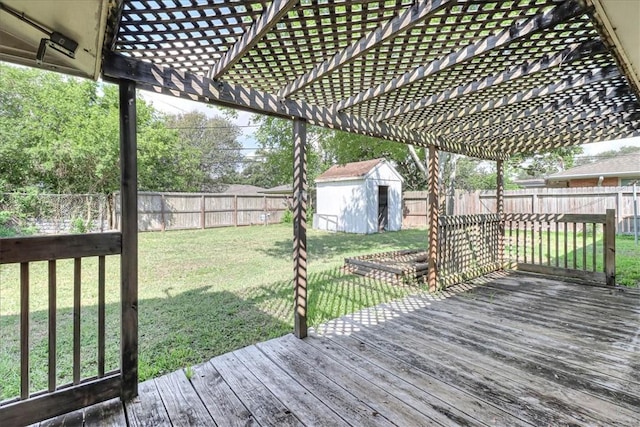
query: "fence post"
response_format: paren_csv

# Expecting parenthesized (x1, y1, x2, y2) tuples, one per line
(200, 195, 206, 229)
(234, 195, 238, 226)
(160, 195, 166, 232)
(616, 190, 623, 231)
(604, 208, 616, 286)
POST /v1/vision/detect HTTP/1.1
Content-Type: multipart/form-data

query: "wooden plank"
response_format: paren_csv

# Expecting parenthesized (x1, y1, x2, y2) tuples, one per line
(479, 281, 640, 320)
(403, 295, 637, 382)
(448, 286, 633, 343)
(340, 319, 583, 426)
(503, 213, 608, 225)
(125, 379, 172, 427)
(211, 351, 303, 426)
(234, 345, 349, 426)
(39, 408, 84, 427)
(384, 312, 640, 426)
(98, 256, 105, 378)
(335, 0, 586, 112)
(257, 338, 395, 427)
(0, 375, 121, 427)
(301, 334, 491, 427)
(119, 78, 139, 400)
(438, 288, 638, 358)
(102, 52, 507, 161)
(48, 260, 56, 392)
(292, 118, 308, 338)
(154, 369, 215, 426)
(20, 262, 29, 400)
(84, 398, 127, 426)
(190, 361, 256, 427)
(279, 0, 452, 98)
(208, 0, 297, 79)
(377, 39, 606, 123)
(73, 258, 81, 385)
(605, 208, 616, 286)
(497, 159, 505, 268)
(512, 263, 608, 283)
(277, 334, 446, 426)
(0, 232, 122, 264)
(313, 331, 527, 426)
(392, 307, 640, 414)
(415, 65, 620, 130)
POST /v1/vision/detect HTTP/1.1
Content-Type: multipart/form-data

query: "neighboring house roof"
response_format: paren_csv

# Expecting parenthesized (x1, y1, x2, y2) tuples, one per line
(259, 184, 294, 195)
(546, 153, 640, 181)
(513, 178, 546, 188)
(315, 158, 388, 182)
(221, 184, 266, 194)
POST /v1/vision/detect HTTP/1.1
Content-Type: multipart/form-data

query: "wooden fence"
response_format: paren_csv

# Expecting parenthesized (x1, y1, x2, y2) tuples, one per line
(114, 192, 291, 232)
(404, 187, 639, 234)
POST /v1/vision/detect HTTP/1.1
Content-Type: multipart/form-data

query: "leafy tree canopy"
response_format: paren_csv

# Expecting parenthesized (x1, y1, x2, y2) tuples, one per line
(0, 65, 241, 194)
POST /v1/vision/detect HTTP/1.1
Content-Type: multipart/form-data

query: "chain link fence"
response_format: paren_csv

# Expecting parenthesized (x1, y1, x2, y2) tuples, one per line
(0, 193, 113, 235)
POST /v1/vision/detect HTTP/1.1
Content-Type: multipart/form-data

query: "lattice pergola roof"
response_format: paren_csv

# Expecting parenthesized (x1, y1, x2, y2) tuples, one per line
(101, 0, 640, 160)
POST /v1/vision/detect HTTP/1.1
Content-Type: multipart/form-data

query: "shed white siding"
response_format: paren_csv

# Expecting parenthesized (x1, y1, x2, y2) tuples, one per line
(314, 161, 403, 234)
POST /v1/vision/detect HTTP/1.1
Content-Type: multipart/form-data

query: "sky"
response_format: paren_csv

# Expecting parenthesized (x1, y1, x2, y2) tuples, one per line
(142, 90, 640, 158)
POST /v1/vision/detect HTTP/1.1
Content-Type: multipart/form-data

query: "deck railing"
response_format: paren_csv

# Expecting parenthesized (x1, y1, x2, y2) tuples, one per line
(437, 214, 503, 288)
(0, 233, 123, 425)
(504, 210, 615, 285)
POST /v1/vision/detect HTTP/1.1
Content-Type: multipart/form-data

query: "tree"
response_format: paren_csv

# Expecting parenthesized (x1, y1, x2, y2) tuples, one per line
(247, 116, 328, 188)
(165, 112, 242, 191)
(0, 64, 204, 194)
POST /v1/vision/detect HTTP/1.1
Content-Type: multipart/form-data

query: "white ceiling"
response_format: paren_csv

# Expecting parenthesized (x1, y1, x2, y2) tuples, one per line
(0, 0, 109, 79)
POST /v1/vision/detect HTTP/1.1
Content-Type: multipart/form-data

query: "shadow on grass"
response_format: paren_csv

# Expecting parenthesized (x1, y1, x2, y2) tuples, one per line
(1, 267, 419, 402)
(258, 228, 428, 261)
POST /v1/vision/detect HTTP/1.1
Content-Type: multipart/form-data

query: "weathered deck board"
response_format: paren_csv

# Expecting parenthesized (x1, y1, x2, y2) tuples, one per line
(189, 361, 256, 427)
(38, 273, 640, 427)
(212, 351, 303, 426)
(154, 369, 214, 426)
(125, 379, 171, 427)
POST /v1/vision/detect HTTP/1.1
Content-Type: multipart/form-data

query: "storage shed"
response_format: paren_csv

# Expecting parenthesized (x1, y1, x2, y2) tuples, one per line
(314, 159, 403, 234)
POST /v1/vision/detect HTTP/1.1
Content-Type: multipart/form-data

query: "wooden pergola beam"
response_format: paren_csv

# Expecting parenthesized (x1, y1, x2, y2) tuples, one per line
(448, 112, 640, 142)
(278, 0, 452, 99)
(208, 0, 297, 80)
(498, 127, 640, 154)
(438, 102, 639, 135)
(103, 52, 508, 160)
(374, 39, 607, 123)
(474, 116, 639, 148)
(411, 65, 622, 129)
(333, 0, 585, 112)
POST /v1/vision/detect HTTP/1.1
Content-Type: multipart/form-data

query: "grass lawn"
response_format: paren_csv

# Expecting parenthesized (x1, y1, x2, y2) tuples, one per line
(0, 224, 429, 400)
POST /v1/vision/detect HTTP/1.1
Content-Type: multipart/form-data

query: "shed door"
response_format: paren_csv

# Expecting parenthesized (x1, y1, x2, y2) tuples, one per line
(378, 185, 389, 231)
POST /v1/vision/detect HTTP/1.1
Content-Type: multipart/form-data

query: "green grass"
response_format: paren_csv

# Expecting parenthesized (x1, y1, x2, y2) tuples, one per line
(0, 224, 428, 400)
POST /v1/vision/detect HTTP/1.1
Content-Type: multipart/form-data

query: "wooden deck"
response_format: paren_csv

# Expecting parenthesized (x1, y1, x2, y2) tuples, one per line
(39, 272, 639, 426)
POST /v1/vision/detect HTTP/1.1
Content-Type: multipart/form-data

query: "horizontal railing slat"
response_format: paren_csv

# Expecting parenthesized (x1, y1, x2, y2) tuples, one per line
(0, 232, 122, 264)
(504, 213, 607, 224)
(0, 374, 121, 426)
